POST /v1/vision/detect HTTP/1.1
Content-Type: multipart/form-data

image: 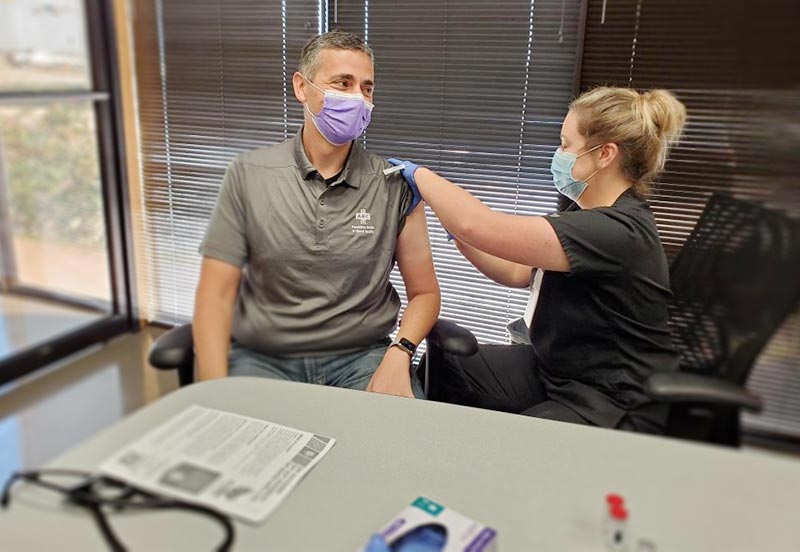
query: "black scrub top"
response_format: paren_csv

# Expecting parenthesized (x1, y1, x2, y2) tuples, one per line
(529, 188, 678, 428)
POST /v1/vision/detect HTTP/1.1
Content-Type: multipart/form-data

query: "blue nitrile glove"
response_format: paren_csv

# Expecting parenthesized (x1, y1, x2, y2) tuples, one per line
(364, 534, 391, 552)
(363, 526, 447, 552)
(387, 158, 422, 215)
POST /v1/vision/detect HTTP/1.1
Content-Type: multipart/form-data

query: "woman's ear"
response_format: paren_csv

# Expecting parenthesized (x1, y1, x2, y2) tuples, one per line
(598, 142, 619, 169)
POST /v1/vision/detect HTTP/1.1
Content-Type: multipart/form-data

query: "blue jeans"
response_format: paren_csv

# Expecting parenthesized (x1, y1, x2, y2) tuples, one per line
(228, 342, 424, 398)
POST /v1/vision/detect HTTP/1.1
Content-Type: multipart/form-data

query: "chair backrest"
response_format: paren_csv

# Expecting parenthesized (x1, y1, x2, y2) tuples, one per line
(667, 192, 800, 385)
(670, 193, 800, 385)
(664, 193, 800, 446)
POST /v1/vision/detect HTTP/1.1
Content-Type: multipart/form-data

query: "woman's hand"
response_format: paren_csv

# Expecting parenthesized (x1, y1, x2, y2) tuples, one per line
(387, 158, 422, 212)
(387, 158, 420, 187)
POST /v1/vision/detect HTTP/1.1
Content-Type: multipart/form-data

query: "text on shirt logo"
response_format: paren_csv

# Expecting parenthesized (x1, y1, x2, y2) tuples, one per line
(352, 208, 376, 235)
(356, 209, 371, 224)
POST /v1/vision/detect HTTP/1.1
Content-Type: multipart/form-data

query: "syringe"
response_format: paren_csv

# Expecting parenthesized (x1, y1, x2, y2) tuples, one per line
(382, 164, 406, 176)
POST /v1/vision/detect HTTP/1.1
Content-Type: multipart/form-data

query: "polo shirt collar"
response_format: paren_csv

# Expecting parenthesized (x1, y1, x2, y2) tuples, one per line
(292, 128, 366, 189)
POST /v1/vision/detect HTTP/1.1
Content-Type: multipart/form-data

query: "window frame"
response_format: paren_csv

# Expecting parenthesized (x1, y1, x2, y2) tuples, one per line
(0, 0, 136, 386)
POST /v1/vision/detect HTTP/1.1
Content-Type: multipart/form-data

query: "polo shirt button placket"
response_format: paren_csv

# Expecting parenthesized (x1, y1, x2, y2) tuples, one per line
(315, 187, 328, 246)
(315, 216, 327, 246)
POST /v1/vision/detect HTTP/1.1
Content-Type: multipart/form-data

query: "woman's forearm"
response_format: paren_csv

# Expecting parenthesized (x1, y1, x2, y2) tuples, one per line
(455, 240, 532, 288)
(414, 166, 570, 272)
(415, 167, 493, 244)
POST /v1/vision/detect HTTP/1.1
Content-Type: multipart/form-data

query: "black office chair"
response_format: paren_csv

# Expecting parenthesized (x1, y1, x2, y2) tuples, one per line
(149, 323, 195, 387)
(148, 319, 479, 389)
(647, 192, 800, 446)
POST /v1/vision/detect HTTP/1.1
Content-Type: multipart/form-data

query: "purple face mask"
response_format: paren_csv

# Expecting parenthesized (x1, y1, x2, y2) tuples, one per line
(303, 75, 374, 146)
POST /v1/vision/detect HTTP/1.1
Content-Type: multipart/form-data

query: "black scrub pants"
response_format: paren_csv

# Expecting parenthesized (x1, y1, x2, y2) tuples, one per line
(426, 343, 654, 431)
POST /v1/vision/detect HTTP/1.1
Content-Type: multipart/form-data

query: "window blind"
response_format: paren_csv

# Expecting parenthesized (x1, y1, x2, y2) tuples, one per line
(337, 0, 584, 344)
(133, 0, 318, 324)
(579, 0, 800, 438)
(133, 0, 585, 345)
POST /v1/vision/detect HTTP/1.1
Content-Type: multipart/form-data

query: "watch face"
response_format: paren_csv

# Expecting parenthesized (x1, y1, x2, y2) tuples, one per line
(391, 337, 417, 356)
(399, 338, 417, 353)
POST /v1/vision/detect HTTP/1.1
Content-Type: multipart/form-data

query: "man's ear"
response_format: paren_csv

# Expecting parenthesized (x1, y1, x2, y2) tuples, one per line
(292, 71, 306, 103)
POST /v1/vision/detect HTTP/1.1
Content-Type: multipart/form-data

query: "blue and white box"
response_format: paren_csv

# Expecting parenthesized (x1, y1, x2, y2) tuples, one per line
(373, 496, 497, 552)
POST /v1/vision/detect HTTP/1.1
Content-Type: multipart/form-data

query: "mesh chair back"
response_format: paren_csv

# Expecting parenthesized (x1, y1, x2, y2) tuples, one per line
(668, 193, 800, 385)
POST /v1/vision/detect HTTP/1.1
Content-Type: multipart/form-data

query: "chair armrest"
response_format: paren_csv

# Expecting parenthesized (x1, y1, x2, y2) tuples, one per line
(647, 372, 763, 413)
(148, 323, 194, 370)
(426, 319, 479, 357)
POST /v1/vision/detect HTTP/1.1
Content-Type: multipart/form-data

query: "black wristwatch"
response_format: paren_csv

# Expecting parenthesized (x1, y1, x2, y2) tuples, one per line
(389, 336, 417, 358)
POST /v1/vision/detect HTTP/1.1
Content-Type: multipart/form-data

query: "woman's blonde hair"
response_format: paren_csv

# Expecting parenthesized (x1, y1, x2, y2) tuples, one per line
(569, 87, 687, 195)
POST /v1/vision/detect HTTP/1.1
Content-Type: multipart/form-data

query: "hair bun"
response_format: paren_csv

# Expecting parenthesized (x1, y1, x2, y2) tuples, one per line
(569, 86, 687, 189)
(641, 89, 687, 143)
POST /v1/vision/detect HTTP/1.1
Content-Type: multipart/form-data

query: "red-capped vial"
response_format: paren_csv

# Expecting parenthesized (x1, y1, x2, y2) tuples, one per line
(605, 503, 629, 551)
(610, 505, 629, 521)
(606, 494, 625, 508)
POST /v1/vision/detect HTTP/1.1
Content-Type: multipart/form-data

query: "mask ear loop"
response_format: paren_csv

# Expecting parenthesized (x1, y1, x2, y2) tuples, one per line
(575, 144, 604, 182)
(582, 166, 602, 183)
(577, 143, 603, 158)
(301, 75, 327, 121)
(302, 74, 324, 94)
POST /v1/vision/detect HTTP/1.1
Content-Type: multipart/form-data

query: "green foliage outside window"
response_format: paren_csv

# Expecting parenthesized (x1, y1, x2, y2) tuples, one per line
(2, 102, 105, 249)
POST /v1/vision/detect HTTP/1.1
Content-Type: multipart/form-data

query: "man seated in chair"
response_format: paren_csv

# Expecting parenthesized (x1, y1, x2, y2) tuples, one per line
(193, 31, 440, 398)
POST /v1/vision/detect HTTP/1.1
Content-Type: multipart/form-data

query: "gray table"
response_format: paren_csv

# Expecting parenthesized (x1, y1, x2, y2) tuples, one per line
(2, 377, 799, 551)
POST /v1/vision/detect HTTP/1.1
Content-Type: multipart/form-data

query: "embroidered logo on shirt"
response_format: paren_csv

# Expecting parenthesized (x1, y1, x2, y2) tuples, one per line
(352, 208, 375, 235)
(356, 209, 371, 224)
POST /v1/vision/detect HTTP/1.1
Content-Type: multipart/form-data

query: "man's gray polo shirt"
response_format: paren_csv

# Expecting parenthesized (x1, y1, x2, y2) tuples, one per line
(199, 130, 414, 358)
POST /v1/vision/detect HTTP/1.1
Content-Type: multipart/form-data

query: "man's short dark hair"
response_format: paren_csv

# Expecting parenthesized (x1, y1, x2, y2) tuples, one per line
(298, 30, 374, 79)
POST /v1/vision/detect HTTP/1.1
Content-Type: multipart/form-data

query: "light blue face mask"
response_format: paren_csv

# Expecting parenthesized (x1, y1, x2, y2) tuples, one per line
(549, 144, 602, 201)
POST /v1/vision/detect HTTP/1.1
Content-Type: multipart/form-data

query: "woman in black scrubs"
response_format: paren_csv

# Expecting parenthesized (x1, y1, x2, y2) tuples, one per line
(390, 87, 687, 432)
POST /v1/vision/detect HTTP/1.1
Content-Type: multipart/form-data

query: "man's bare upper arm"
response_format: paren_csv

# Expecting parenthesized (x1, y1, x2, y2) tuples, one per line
(395, 204, 440, 297)
(197, 257, 243, 303)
